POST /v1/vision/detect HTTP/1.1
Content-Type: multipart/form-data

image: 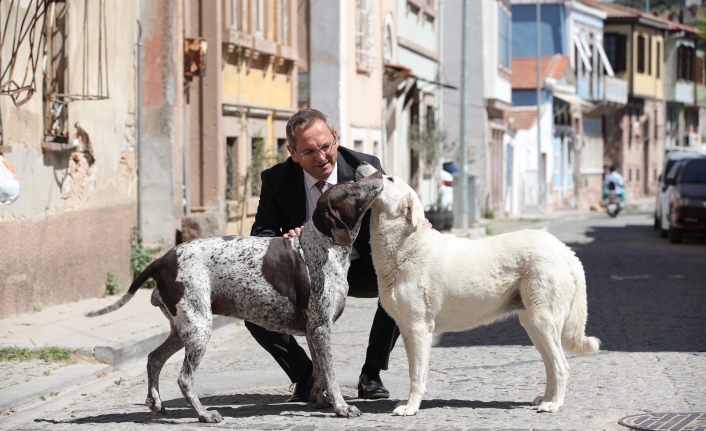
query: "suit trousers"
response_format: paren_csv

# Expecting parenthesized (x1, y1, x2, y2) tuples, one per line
(244, 257, 400, 383)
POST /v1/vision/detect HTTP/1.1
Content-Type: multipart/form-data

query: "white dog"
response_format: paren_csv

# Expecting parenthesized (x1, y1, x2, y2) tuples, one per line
(356, 164, 600, 416)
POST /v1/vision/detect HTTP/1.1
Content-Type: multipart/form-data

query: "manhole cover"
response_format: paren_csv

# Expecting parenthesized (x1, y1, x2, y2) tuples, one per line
(619, 412, 706, 431)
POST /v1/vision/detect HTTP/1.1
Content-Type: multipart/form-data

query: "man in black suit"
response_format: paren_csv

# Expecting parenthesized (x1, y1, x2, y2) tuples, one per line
(247, 108, 400, 401)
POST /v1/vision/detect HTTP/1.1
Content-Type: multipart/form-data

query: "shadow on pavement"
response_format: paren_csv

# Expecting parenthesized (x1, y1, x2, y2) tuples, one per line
(436, 218, 706, 353)
(37, 394, 527, 424)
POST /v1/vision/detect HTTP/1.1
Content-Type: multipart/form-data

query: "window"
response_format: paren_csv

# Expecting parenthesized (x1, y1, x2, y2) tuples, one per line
(278, 0, 289, 45)
(226, 138, 239, 200)
(254, 0, 264, 37)
(647, 35, 652, 75)
(498, 7, 511, 68)
(637, 35, 645, 74)
(230, 0, 240, 30)
(604, 33, 627, 73)
(656, 41, 661, 78)
(354, 140, 364, 153)
(677, 45, 695, 81)
(277, 138, 288, 162)
(426, 105, 435, 131)
(251, 137, 265, 197)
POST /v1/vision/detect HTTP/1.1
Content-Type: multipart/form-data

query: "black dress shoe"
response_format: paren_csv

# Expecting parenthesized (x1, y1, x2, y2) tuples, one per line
(357, 373, 390, 399)
(287, 376, 313, 403)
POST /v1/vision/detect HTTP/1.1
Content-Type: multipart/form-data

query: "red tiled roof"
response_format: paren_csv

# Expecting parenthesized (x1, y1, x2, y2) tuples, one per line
(510, 108, 537, 131)
(667, 20, 699, 34)
(579, 0, 699, 34)
(511, 55, 570, 90)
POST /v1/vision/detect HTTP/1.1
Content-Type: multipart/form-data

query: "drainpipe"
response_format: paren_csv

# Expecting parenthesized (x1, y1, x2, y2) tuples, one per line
(460, 0, 470, 229)
(137, 20, 144, 235)
(183, 80, 191, 216)
(536, 1, 542, 209)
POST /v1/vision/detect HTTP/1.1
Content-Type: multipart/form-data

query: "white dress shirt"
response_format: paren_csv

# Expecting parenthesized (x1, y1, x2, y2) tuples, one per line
(303, 165, 360, 261)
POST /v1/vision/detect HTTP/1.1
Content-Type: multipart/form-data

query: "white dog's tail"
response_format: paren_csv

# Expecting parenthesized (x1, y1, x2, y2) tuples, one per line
(562, 256, 601, 355)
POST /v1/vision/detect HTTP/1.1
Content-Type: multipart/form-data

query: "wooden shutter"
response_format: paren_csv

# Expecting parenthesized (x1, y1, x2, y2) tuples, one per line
(637, 35, 645, 73)
(695, 56, 702, 85)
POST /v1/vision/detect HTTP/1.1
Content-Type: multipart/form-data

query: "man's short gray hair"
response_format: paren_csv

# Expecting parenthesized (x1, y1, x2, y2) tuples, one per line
(286, 109, 335, 149)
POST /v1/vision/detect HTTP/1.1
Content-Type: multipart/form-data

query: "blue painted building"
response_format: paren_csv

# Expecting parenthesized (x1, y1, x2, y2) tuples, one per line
(508, 0, 627, 213)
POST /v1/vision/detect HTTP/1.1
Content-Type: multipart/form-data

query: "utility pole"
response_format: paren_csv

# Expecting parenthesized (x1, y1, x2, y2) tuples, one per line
(459, 0, 470, 228)
(536, 1, 542, 209)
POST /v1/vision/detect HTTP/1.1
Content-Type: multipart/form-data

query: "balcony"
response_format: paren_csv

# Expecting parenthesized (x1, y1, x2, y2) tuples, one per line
(600, 76, 628, 105)
(674, 81, 695, 105)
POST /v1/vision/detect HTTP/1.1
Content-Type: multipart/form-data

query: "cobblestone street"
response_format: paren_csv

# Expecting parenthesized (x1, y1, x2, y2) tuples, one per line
(1, 212, 704, 431)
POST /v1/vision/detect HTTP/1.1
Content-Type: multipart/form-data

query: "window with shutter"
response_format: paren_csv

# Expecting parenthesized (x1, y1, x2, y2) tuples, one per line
(637, 35, 645, 74)
(617, 34, 627, 73)
(647, 35, 652, 75)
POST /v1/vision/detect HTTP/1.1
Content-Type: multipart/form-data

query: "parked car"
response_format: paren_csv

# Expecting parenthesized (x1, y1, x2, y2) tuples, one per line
(663, 158, 706, 243)
(440, 169, 453, 211)
(424, 169, 454, 231)
(654, 151, 704, 231)
(657, 159, 691, 237)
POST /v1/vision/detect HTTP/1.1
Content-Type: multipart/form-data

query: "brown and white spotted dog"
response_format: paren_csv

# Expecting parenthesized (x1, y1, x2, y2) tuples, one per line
(86, 172, 384, 423)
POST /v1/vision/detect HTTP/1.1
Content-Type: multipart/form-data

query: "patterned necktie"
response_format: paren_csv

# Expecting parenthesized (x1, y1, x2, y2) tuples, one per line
(315, 180, 329, 194)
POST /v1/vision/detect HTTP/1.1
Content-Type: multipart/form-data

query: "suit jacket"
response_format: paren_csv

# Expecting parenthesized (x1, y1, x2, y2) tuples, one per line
(251, 147, 384, 260)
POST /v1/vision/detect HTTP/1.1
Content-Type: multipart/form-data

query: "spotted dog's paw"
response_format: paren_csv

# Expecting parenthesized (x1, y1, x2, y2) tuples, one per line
(198, 409, 223, 423)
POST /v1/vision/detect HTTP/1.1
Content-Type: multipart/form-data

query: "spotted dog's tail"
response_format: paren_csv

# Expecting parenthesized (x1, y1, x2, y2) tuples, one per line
(86, 259, 158, 317)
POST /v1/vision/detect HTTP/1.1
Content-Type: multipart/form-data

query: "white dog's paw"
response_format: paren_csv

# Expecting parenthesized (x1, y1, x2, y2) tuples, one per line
(536, 401, 561, 413)
(392, 403, 418, 416)
(532, 395, 545, 406)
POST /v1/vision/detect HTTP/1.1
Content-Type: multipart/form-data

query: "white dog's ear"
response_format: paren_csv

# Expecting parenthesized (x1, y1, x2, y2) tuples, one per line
(402, 193, 425, 226)
(355, 162, 379, 181)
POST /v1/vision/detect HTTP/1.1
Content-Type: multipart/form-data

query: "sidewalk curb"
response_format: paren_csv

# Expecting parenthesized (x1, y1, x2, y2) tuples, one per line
(0, 363, 113, 414)
(0, 316, 237, 414)
(75, 315, 236, 367)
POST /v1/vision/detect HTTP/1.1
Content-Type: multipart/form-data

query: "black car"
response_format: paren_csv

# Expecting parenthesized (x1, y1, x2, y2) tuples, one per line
(665, 158, 706, 243)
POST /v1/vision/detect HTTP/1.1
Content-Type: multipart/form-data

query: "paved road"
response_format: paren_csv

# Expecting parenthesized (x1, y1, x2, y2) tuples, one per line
(1, 211, 704, 431)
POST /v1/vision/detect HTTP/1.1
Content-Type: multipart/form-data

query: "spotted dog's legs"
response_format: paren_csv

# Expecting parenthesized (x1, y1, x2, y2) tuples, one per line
(309, 324, 361, 418)
(305, 335, 331, 408)
(146, 321, 184, 415)
(176, 316, 222, 423)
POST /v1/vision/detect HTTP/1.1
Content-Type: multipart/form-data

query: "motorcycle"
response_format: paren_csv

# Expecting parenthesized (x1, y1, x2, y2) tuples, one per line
(604, 181, 624, 218)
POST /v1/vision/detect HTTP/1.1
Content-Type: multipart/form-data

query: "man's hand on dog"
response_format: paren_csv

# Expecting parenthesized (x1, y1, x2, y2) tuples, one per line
(284, 226, 304, 238)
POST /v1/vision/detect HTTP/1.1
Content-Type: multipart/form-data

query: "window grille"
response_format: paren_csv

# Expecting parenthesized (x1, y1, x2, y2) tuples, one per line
(355, 0, 375, 74)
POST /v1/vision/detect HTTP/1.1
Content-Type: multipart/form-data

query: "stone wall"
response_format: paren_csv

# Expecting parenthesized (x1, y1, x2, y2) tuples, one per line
(0, 204, 135, 318)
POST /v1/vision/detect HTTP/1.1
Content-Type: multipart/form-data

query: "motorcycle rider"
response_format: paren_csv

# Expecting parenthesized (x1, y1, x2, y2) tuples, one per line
(603, 166, 625, 203)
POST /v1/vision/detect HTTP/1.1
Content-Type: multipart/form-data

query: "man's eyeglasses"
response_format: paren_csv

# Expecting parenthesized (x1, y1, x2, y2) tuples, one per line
(292, 140, 337, 160)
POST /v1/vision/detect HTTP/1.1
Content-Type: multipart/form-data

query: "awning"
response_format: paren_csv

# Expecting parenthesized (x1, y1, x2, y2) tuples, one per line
(596, 41, 615, 77)
(553, 92, 594, 107)
(573, 32, 593, 72)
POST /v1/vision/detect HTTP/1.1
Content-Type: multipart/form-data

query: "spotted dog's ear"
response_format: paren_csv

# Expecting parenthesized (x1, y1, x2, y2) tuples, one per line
(327, 199, 353, 246)
(312, 195, 353, 246)
(355, 161, 379, 181)
(402, 193, 426, 226)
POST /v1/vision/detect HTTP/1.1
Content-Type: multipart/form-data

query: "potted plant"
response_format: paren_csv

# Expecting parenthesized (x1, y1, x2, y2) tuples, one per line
(409, 117, 454, 230)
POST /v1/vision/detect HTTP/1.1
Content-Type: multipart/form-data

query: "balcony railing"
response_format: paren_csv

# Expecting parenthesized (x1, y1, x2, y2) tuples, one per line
(600, 76, 628, 105)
